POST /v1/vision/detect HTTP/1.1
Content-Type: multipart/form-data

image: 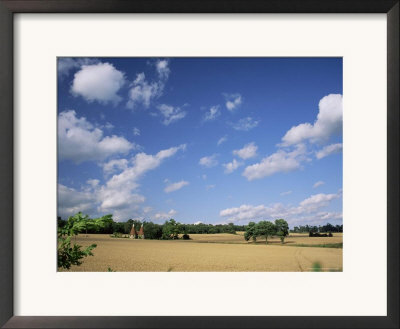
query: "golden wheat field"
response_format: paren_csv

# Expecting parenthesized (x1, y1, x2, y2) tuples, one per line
(189, 232, 343, 245)
(61, 233, 342, 272)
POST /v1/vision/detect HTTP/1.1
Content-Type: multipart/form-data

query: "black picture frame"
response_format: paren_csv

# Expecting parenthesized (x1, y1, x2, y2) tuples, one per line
(0, 1, 398, 328)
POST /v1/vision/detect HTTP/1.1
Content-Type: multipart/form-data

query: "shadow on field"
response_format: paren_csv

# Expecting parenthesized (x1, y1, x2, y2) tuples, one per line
(250, 240, 295, 245)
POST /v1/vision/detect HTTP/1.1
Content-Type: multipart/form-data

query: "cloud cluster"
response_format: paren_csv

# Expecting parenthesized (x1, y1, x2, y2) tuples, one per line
(127, 60, 170, 109)
(58, 110, 133, 163)
(224, 93, 242, 111)
(155, 59, 170, 80)
(157, 104, 187, 125)
(219, 190, 342, 225)
(199, 154, 219, 168)
(223, 159, 243, 174)
(98, 144, 186, 219)
(164, 180, 189, 193)
(241, 94, 342, 181)
(204, 105, 221, 121)
(127, 73, 162, 109)
(66, 58, 172, 114)
(232, 117, 259, 131)
(242, 144, 308, 181)
(58, 144, 186, 220)
(71, 62, 125, 105)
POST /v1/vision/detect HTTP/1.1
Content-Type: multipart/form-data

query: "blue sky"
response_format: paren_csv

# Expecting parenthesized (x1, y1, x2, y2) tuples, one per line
(57, 57, 342, 227)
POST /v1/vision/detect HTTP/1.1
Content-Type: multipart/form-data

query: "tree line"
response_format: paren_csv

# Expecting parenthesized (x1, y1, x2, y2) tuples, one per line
(58, 216, 246, 238)
(58, 213, 342, 240)
(290, 223, 343, 233)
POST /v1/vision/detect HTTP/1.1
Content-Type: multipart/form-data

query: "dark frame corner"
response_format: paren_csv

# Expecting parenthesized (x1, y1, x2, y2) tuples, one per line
(0, 1, 398, 328)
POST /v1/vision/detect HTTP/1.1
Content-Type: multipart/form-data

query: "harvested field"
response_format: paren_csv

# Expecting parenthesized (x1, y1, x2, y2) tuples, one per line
(61, 234, 342, 272)
(187, 233, 342, 246)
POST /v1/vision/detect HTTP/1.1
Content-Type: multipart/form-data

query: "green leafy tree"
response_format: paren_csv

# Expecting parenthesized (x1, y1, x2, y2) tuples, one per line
(143, 222, 163, 239)
(94, 214, 114, 233)
(227, 222, 236, 234)
(244, 222, 257, 243)
(275, 218, 289, 244)
(57, 212, 112, 269)
(162, 219, 180, 239)
(123, 219, 134, 234)
(256, 221, 276, 245)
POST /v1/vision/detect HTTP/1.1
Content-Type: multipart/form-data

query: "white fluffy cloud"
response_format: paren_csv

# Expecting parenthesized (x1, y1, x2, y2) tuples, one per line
(204, 105, 221, 121)
(281, 94, 343, 146)
(280, 190, 292, 196)
(242, 144, 307, 181)
(58, 110, 132, 163)
(224, 93, 242, 111)
(164, 180, 189, 193)
(232, 117, 259, 131)
(157, 104, 187, 125)
(233, 142, 258, 159)
(71, 62, 125, 104)
(219, 191, 342, 225)
(223, 159, 243, 174)
(316, 143, 343, 159)
(199, 154, 218, 168)
(313, 181, 325, 188)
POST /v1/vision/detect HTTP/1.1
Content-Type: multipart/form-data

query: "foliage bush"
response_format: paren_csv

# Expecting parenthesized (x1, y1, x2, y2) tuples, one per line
(57, 212, 113, 269)
(182, 234, 190, 240)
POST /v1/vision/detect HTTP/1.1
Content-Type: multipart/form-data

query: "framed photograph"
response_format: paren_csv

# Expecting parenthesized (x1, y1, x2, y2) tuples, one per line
(0, 1, 398, 328)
